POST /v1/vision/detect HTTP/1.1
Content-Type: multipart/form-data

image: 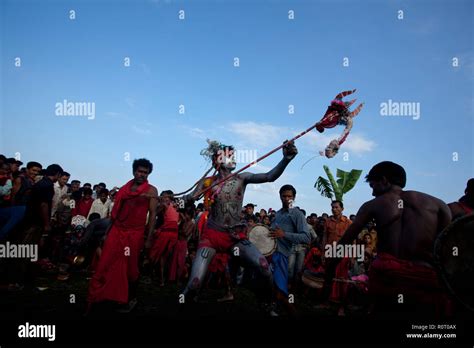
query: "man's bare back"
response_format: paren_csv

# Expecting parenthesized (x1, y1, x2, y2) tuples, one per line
(331, 162, 454, 317)
(337, 161, 452, 267)
(367, 189, 451, 265)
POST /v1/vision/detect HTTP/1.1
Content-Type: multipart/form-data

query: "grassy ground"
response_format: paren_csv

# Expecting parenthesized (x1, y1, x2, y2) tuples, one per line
(0, 270, 366, 320)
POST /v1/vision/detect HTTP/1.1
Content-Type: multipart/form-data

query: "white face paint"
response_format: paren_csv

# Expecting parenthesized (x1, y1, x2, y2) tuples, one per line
(216, 147, 237, 170)
(222, 152, 236, 170)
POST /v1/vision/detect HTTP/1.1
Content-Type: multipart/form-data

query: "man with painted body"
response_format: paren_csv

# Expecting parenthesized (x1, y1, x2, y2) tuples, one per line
(182, 140, 298, 306)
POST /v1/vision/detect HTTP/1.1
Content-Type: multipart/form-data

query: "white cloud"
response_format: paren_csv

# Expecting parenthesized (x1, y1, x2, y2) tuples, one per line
(185, 127, 207, 140)
(186, 121, 374, 165)
(227, 121, 285, 147)
(247, 182, 279, 197)
(132, 125, 151, 134)
(343, 134, 376, 154)
(303, 131, 375, 156)
(250, 163, 272, 172)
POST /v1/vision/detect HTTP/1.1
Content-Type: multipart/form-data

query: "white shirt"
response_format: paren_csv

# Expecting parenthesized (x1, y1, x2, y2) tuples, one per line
(87, 198, 111, 219)
(52, 182, 68, 217)
(0, 179, 12, 197)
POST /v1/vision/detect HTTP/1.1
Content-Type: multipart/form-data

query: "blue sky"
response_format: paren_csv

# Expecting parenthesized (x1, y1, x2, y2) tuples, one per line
(1, 0, 473, 215)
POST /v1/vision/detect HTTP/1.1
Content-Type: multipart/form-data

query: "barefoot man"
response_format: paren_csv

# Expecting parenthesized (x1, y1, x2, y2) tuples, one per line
(325, 161, 452, 318)
(181, 140, 298, 310)
(87, 158, 158, 313)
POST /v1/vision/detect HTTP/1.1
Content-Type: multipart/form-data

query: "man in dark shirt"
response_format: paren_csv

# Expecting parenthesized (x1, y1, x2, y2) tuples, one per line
(8, 164, 63, 289)
(0, 162, 43, 240)
(23, 164, 63, 240)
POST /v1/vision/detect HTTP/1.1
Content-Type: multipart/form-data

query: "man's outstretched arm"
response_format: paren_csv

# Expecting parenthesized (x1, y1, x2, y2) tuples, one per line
(242, 141, 298, 184)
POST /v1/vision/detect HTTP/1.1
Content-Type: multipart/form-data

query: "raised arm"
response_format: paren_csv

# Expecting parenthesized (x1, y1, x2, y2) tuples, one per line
(242, 141, 298, 185)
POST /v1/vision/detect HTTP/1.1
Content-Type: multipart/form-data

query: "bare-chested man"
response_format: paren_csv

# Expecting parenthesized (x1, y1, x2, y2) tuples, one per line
(182, 140, 298, 308)
(325, 161, 452, 318)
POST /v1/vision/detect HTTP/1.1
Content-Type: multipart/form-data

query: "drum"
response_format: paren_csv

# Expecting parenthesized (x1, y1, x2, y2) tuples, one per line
(71, 215, 87, 228)
(301, 272, 325, 289)
(434, 213, 474, 312)
(248, 224, 276, 256)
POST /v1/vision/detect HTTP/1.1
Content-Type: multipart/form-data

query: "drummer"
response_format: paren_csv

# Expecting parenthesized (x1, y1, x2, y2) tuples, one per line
(269, 184, 310, 317)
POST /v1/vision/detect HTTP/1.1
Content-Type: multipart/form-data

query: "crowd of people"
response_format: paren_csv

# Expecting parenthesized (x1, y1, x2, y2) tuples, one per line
(0, 151, 472, 318)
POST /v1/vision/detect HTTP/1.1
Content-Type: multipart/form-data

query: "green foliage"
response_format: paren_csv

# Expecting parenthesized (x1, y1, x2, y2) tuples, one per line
(314, 166, 362, 202)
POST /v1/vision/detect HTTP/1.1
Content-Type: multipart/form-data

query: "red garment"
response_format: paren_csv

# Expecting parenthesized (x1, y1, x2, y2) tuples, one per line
(111, 180, 151, 229)
(304, 247, 325, 274)
(149, 205, 179, 264)
(162, 204, 179, 230)
(329, 257, 351, 303)
(198, 223, 246, 251)
(169, 240, 187, 281)
(149, 231, 178, 264)
(459, 201, 473, 214)
(208, 253, 230, 273)
(198, 223, 245, 274)
(197, 211, 209, 238)
(87, 179, 151, 304)
(369, 252, 453, 317)
(72, 198, 94, 217)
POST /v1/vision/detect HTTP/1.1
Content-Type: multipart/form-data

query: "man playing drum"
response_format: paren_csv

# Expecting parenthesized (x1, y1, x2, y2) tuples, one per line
(270, 184, 310, 317)
(181, 140, 298, 312)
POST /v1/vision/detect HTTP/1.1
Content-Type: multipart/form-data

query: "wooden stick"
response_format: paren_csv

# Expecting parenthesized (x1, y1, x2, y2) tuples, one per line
(192, 121, 320, 199)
